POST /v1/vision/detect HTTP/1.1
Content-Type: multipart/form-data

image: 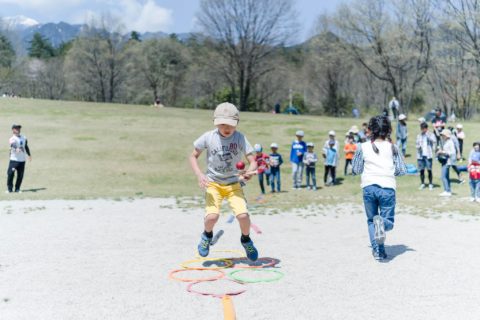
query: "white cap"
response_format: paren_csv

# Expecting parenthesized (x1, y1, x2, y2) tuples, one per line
(328, 130, 336, 136)
(456, 124, 463, 129)
(296, 130, 304, 137)
(306, 142, 314, 147)
(349, 126, 359, 134)
(399, 114, 407, 120)
(441, 129, 452, 137)
(213, 102, 239, 126)
(270, 143, 278, 148)
(418, 117, 426, 123)
(254, 144, 262, 152)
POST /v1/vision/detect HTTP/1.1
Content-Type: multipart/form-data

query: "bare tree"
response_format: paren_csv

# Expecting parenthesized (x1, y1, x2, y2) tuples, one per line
(65, 16, 127, 102)
(333, 0, 433, 113)
(197, 0, 298, 111)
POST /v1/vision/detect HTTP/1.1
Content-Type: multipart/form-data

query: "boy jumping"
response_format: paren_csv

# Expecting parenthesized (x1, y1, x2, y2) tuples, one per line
(189, 102, 259, 261)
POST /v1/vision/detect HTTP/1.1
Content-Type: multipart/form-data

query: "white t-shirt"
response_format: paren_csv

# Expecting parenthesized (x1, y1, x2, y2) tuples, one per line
(194, 129, 253, 184)
(9, 135, 28, 162)
(360, 141, 396, 189)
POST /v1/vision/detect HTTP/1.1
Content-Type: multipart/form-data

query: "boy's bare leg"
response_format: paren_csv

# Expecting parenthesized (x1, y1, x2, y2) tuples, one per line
(236, 213, 250, 235)
(236, 213, 258, 261)
(204, 214, 219, 232)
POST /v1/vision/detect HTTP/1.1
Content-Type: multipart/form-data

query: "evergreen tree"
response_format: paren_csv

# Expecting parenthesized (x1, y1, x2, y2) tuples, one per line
(0, 34, 15, 68)
(28, 33, 56, 59)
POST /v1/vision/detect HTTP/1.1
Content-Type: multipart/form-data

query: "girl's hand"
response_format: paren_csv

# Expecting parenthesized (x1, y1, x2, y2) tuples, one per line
(196, 173, 209, 189)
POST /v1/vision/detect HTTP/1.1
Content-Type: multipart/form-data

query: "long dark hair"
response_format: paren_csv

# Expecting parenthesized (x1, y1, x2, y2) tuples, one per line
(368, 115, 397, 155)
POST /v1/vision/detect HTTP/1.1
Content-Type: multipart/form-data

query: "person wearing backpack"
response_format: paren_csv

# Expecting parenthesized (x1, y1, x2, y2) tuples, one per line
(437, 129, 457, 197)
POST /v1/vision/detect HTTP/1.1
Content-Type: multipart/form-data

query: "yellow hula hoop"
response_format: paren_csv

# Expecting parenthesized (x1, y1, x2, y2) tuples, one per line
(181, 258, 234, 270)
(195, 249, 246, 260)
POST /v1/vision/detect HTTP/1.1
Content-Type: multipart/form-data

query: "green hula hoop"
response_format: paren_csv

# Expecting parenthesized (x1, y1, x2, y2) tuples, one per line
(228, 269, 284, 283)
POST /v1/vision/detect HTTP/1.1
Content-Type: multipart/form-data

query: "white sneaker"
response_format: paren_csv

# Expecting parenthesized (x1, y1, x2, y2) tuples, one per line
(429, 184, 434, 191)
(306, 186, 311, 190)
(419, 184, 426, 190)
(439, 191, 452, 197)
(5, 190, 11, 194)
(470, 197, 476, 202)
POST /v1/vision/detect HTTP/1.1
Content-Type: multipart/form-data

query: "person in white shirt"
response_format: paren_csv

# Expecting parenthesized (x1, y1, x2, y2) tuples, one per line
(415, 122, 436, 190)
(7, 124, 32, 193)
(437, 129, 457, 197)
(352, 115, 407, 261)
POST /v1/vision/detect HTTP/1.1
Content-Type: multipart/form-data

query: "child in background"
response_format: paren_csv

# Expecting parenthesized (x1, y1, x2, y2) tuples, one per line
(254, 144, 270, 194)
(189, 102, 259, 261)
(468, 142, 480, 202)
(324, 140, 339, 186)
(344, 135, 357, 175)
(416, 122, 436, 190)
(396, 114, 408, 156)
(352, 115, 407, 261)
(269, 143, 283, 193)
(303, 142, 318, 190)
(456, 124, 466, 160)
(290, 130, 307, 189)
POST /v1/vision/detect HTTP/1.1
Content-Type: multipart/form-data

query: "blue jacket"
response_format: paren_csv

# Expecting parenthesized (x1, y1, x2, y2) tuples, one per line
(290, 140, 307, 163)
(269, 153, 284, 168)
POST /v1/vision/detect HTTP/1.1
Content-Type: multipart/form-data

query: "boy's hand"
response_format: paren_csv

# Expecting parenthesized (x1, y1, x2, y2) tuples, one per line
(196, 173, 209, 189)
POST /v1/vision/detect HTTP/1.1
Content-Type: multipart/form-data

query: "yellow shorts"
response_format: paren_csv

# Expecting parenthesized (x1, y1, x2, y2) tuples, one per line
(205, 182, 248, 217)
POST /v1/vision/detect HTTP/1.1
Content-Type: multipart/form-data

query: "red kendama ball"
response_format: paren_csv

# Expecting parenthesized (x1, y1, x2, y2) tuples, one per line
(236, 161, 245, 170)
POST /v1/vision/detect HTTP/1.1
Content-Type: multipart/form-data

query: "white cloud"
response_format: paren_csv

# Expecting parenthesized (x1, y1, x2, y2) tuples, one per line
(0, 0, 83, 8)
(117, 0, 173, 33)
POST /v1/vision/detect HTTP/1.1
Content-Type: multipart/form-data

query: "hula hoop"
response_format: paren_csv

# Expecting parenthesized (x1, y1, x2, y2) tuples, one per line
(228, 269, 284, 283)
(181, 258, 233, 270)
(231, 257, 278, 269)
(169, 269, 224, 282)
(195, 249, 246, 260)
(187, 279, 247, 298)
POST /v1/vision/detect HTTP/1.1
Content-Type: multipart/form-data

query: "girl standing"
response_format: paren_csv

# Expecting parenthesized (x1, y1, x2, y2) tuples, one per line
(352, 116, 407, 261)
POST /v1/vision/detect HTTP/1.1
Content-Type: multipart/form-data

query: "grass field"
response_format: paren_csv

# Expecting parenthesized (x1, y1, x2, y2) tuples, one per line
(0, 98, 478, 215)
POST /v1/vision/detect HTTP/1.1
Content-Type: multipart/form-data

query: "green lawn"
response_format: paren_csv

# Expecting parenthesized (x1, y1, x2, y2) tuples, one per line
(0, 98, 477, 215)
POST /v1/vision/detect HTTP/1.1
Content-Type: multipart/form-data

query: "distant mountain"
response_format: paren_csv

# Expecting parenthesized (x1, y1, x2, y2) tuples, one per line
(1, 16, 198, 55)
(21, 22, 84, 48)
(2, 15, 39, 30)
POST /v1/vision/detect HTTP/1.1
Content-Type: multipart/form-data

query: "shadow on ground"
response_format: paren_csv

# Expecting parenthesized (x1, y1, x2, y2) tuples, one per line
(382, 244, 415, 263)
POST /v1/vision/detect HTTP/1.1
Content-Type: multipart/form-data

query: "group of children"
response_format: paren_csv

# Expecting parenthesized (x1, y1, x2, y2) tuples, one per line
(189, 102, 478, 263)
(250, 128, 364, 193)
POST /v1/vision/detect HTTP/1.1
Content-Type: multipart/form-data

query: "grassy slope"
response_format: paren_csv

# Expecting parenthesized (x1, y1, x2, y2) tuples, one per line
(0, 98, 477, 214)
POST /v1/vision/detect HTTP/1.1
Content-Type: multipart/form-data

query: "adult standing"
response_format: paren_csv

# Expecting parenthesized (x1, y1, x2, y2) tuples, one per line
(290, 130, 307, 189)
(388, 97, 400, 119)
(437, 129, 456, 197)
(416, 122, 436, 190)
(7, 124, 32, 193)
(431, 107, 447, 145)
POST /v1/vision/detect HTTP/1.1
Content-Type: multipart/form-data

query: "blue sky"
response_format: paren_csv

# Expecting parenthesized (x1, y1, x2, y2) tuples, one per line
(0, 0, 345, 38)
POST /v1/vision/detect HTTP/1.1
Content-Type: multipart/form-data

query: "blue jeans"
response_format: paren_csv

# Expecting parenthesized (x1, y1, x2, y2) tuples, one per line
(291, 162, 304, 188)
(441, 164, 451, 192)
(470, 179, 480, 198)
(397, 138, 407, 156)
(363, 185, 396, 249)
(270, 167, 281, 192)
(258, 172, 267, 194)
(306, 166, 316, 188)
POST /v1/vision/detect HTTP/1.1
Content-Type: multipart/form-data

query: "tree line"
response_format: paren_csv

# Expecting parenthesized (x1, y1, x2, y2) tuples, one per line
(0, 0, 480, 119)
